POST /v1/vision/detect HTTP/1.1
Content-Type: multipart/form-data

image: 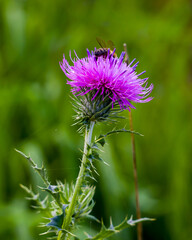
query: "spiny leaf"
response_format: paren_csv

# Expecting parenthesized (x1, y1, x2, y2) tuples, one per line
(46, 204, 68, 230)
(84, 173, 97, 182)
(85, 219, 116, 240)
(73, 186, 97, 222)
(85, 216, 154, 239)
(95, 128, 143, 147)
(40, 229, 57, 236)
(41, 225, 76, 238)
(82, 214, 100, 223)
(127, 216, 155, 226)
(20, 184, 34, 196)
(105, 128, 143, 137)
(39, 185, 62, 208)
(15, 149, 50, 186)
(91, 143, 101, 151)
(88, 151, 103, 162)
(96, 135, 105, 147)
(20, 184, 47, 209)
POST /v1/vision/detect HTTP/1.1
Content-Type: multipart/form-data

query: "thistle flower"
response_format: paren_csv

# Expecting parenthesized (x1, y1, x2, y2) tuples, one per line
(60, 49, 153, 124)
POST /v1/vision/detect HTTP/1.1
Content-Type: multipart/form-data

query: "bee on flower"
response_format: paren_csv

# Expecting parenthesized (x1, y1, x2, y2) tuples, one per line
(60, 44, 153, 124)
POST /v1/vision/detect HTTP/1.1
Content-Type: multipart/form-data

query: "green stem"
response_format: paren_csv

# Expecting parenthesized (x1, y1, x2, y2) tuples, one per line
(57, 121, 95, 240)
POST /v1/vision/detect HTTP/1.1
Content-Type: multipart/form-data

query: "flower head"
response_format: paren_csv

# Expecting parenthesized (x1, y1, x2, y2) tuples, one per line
(60, 49, 153, 124)
(60, 49, 153, 108)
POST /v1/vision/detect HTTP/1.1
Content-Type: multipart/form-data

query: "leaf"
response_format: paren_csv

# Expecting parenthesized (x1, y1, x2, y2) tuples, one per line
(20, 184, 48, 209)
(96, 135, 105, 147)
(95, 128, 143, 147)
(91, 143, 100, 150)
(46, 213, 63, 230)
(15, 149, 50, 186)
(104, 128, 143, 138)
(46, 204, 68, 230)
(85, 216, 154, 239)
(88, 151, 103, 162)
(81, 214, 100, 223)
(85, 219, 116, 240)
(39, 185, 63, 207)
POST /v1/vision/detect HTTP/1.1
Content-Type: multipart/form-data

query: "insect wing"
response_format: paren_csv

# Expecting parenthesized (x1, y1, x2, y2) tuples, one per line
(107, 40, 115, 50)
(96, 37, 107, 48)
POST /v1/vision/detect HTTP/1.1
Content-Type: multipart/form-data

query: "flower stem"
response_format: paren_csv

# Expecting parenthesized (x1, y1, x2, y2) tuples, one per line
(123, 43, 143, 240)
(57, 121, 95, 240)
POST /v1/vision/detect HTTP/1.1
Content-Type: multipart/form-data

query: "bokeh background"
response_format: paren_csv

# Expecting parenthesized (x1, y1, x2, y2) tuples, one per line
(0, 0, 192, 239)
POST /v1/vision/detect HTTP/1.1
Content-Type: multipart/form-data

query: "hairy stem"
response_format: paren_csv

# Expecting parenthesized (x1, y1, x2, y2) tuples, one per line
(123, 43, 143, 240)
(57, 121, 95, 240)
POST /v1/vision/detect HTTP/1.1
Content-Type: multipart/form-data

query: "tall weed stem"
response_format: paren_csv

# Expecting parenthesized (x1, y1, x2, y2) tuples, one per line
(123, 43, 143, 240)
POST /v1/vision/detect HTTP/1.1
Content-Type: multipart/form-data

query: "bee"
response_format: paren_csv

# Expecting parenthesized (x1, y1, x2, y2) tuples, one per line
(94, 37, 117, 60)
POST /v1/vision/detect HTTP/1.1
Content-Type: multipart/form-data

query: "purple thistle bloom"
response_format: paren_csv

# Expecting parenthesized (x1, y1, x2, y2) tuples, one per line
(60, 49, 153, 111)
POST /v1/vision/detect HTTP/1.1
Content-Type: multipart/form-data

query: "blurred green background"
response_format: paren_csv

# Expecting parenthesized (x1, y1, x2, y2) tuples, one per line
(0, 0, 192, 239)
